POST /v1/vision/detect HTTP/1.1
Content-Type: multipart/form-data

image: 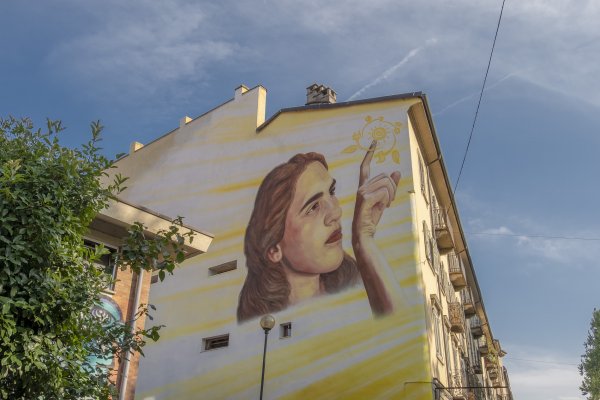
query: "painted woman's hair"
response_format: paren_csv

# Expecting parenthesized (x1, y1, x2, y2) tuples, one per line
(237, 153, 359, 322)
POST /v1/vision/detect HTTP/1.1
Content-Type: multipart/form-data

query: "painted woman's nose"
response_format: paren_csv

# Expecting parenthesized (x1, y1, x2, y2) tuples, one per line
(324, 197, 342, 225)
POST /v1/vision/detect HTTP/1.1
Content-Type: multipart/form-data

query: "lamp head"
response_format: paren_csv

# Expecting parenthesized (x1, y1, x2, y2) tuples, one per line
(260, 314, 276, 332)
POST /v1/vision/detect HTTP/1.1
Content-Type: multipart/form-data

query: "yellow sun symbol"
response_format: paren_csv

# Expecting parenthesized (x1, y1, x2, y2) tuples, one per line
(342, 116, 403, 164)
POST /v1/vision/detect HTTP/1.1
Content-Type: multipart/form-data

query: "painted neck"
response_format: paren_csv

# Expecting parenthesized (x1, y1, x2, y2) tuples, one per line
(282, 264, 322, 305)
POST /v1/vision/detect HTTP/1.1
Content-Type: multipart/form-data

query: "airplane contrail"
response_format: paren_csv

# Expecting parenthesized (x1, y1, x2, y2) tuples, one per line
(347, 38, 437, 101)
(433, 71, 522, 117)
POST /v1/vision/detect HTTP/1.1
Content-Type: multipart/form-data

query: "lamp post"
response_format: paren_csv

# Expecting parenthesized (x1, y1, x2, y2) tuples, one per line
(259, 314, 275, 400)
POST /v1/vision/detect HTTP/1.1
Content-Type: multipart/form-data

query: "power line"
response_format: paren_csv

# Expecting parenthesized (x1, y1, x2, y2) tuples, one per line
(469, 232, 600, 241)
(453, 0, 507, 193)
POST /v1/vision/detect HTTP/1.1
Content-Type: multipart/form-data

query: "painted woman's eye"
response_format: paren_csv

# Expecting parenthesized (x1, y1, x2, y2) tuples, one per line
(329, 185, 336, 196)
(307, 202, 320, 215)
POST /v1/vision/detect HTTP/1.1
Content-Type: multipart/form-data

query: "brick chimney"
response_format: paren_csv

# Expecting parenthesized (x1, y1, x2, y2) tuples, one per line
(306, 83, 337, 105)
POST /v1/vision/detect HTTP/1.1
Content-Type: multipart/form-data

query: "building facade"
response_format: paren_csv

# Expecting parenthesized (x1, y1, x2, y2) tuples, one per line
(109, 84, 513, 399)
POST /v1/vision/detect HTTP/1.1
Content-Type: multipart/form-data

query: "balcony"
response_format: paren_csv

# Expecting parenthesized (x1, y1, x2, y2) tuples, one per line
(469, 315, 483, 337)
(461, 288, 475, 316)
(451, 371, 466, 400)
(488, 367, 499, 382)
(448, 252, 467, 289)
(478, 336, 488, 355)
(470, 359, 483, 374)
(433, 207, 455, 254)
(448, 302, 465, 333)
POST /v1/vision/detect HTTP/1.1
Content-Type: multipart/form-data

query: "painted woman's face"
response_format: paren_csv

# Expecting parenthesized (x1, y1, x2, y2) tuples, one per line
(277, 161, 344, 274)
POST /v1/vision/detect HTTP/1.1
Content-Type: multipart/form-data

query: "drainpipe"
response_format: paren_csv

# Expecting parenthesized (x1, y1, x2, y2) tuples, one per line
(119, 270, 144, 400)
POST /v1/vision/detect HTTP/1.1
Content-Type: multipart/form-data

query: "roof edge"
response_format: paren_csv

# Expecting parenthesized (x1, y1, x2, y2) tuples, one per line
(116, 85, 267, 162)
(108, 197, 214, 239)
(94, 197, 214, 256)
(257, 91, 424, 133)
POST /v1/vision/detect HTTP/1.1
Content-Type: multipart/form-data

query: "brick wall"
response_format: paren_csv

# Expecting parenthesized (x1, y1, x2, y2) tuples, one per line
(107, 267, 153, 399)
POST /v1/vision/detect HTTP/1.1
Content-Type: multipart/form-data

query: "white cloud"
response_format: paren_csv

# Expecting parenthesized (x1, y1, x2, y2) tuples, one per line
(41, 0, 600, 110)
(481, 226, 514, 235)
(503, 344, 583, 400)
(254, 0, 600, 107)
(46, 0, 243, 98)
(459, 192, 600, 269)
(472, 222, 600, 268)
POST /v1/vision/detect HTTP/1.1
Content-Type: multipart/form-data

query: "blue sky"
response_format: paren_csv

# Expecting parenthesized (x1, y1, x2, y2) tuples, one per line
(2, 1, 599, 398)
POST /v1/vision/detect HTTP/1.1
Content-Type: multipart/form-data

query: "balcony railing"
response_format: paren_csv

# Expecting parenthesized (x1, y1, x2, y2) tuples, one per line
(448, 252, 467, 289)
(448, 302, 465, 333)
(469, 315, 483, 337)
(461, 287, 475, 316)
(433, 207, 455, 254)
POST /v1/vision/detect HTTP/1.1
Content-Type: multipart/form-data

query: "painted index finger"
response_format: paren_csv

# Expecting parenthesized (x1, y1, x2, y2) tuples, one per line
(359, 140, 377, 186)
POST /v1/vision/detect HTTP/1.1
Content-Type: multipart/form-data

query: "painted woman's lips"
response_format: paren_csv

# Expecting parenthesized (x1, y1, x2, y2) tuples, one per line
(325, 229, 342, 244)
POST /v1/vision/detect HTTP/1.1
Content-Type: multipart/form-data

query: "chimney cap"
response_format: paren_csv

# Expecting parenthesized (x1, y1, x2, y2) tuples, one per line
(306, 83, 337, 105)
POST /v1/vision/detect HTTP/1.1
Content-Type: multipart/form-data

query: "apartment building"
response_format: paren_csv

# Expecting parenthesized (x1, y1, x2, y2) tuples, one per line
(108, 84, 513, 399)
(411, 109, 512, 400)
(86, 198, 212, 399)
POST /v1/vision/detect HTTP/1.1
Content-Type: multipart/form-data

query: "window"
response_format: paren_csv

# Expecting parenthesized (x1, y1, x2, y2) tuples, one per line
(432, 306, 443, 360)
(452, 340, 460, 373)
(84, 240, 117, 291)
(280, 322, 292, 338)
(423, 221, 439, 274)
(203, 334, 229, 351)
(443, 322, 450, 368)
(209, 260, 237, 276)
(150, 271, 159, 284)
(438, 262, 446, 296)
(423, 221, 432, 264)
(432, 239, 440, 275)
(418, 152, 426, 197)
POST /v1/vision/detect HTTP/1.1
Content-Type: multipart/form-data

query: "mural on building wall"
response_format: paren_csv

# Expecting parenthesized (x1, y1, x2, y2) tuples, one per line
(237, 138, 401, 322)
(342, 116, 403, 164)
(132, 94, 433, 400)
(87, 296, 123, 369)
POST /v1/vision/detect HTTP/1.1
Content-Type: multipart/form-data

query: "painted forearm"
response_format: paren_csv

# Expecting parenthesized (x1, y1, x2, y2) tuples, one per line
(352, 236, 394, 316)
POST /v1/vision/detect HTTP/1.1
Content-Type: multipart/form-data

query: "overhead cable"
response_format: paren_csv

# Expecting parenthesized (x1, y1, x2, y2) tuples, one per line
(469, 232, 600, 241)
(508, 357, 579, 366)
(453, 0, 507, 193)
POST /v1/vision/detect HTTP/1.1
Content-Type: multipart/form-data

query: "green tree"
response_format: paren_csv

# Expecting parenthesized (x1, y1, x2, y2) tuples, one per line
(0, 117, 193, 399)
(580, 308, 600, 400)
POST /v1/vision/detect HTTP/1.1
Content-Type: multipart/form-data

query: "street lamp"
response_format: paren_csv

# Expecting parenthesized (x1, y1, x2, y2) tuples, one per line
(259, 314, 275, 400)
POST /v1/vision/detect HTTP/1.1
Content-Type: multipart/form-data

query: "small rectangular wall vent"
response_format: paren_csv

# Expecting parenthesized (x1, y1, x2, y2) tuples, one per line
(209, 260, 237, 276)
(203, 334, 230, 351)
